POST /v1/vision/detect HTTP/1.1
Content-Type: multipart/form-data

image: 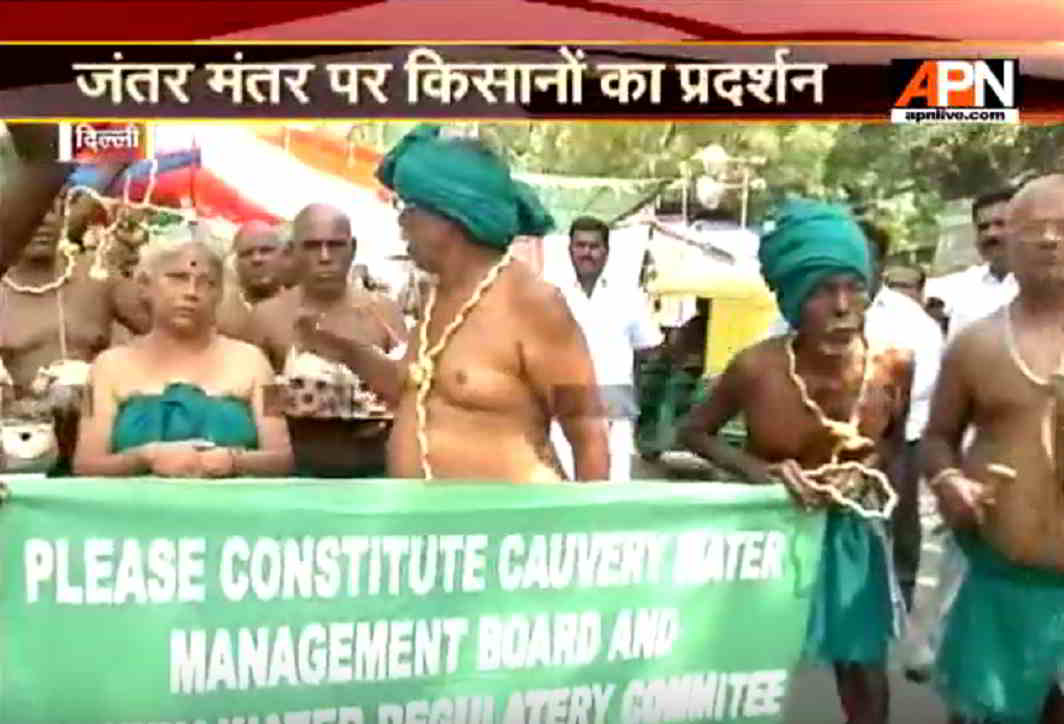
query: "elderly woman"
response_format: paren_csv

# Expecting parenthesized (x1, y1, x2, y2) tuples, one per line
(73, 226, 293, 478)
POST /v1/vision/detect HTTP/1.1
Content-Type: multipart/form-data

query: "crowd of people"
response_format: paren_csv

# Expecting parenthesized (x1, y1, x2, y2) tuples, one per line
(1, 121, 1063, 723)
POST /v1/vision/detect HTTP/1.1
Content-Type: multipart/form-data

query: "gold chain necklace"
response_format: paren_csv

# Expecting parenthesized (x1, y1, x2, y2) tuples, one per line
(409, 248, 516, 479)
(783, 334, 898, 520)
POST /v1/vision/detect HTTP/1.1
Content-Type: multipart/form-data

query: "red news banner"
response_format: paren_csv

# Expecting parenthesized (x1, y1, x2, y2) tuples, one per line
(0, 43, 1062, 121)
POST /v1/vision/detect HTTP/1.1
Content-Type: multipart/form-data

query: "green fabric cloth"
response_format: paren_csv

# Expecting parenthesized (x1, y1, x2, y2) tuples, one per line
(802, 509, 894, 667)
(112, 383, 258, 453)
(758, 199, 871, 328)
(935, 533, 1064, 723)
(376, 124, 554, 248)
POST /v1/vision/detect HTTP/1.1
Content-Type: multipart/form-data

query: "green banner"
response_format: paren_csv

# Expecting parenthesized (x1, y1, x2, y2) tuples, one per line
(0, 479, 825, 724)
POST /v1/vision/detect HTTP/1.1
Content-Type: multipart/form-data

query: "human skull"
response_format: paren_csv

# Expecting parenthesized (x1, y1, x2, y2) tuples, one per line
(280, 352, 354, 419)
(30, 360, 91, 417)
(0, 399, 59, 474)
(280, 352, 388, 419)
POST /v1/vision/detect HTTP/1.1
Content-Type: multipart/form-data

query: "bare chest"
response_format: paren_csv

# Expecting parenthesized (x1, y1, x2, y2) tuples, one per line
(404, 303, 534, 417)
(744, 368, 902, 467)
(0, 283, 110, 357)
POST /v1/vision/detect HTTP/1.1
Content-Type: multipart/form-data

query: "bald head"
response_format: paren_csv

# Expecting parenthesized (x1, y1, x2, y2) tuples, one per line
(1008, 175, 1064, 221)
(233, 220, 285, 298)
(1006, 174, 1064, 289)
(235, 220, 279, 247)
(292, 203, 356, 297)
(293, 204, 352, 242)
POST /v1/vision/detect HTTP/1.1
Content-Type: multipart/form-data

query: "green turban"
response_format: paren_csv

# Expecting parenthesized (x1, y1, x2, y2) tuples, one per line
(376, 124, 554, 248)
(758, 199, 871, 328)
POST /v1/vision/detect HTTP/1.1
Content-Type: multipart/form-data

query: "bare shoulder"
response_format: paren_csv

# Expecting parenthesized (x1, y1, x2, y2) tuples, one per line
(91, 343, 135, 377)
(947, 308, 1005, 366)
(251, 287, 294, 317)
(247, 287, 297, 335)
(508, 266, 577, 332)
(217, 335, 272, 371)
(729, 336, 785, 382)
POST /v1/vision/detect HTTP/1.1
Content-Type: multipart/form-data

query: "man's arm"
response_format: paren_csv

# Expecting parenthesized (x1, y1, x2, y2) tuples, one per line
(522, 285, 610, 481)
(72, 350, 152, 476)
(244, 305, 286, 372)
(371, 293, 409, 352)
(297, 309, 406, 406)
(678, 349, 777, 485)
(919, 326, 998, 527)
(921, 333, 975, 481)
(879, 349, 915, 470)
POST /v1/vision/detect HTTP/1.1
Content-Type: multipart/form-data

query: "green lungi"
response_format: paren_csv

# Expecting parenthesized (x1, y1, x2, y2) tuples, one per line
(934, 533, 1064, 723)
(803, 509, 897, 667)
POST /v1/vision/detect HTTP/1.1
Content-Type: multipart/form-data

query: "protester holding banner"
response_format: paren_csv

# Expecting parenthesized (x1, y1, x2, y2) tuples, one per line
(922, 175, 1064, 724)
(298, 124, 609, 481)
(679, 199, 913, 724)
(72, 227, 293, 478)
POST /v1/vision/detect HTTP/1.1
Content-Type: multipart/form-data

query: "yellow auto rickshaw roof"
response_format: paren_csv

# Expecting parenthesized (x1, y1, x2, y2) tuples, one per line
(647, 267, 776, 304)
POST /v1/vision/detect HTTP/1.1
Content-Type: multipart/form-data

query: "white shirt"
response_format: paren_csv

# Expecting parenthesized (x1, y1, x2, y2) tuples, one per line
(864, 286, 945, 441)
(761, 287, 944, 442)
(942, 264, 1018, 344)
(559, 275, 663, 417)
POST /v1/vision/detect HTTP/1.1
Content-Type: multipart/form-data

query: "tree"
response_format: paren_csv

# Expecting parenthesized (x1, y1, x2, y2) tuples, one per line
(350, 120, 1064, 251)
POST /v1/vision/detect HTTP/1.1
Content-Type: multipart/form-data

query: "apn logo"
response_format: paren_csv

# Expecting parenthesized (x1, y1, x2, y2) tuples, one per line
(889, 59, 1019, 124)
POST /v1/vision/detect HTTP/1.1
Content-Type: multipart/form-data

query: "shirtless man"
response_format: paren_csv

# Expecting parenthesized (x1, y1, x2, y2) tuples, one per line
(217, 220, 286, 338)
(680, 200, 913, 724)
(922, 175, 1064, 724)
(1, 187, 154, 386)
(1, 130, 147, 468)
(246, 203, 406, 477)
(297, 124, 610, 481)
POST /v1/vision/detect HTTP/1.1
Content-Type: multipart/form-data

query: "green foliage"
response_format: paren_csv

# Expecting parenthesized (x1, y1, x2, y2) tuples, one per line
(339, 120, 1063, 248)
(467, 121, 1064, 252)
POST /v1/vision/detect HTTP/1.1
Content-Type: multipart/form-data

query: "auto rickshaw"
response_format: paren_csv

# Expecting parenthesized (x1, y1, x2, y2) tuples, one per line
(635, 267, 780, 461)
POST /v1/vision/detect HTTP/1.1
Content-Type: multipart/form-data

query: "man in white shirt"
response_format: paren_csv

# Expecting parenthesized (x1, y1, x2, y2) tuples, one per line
(858, 229, 946, 613)
(869, 267, 945, 610)
(941, 188, 1019, 343)
(550, 216, 663, 481)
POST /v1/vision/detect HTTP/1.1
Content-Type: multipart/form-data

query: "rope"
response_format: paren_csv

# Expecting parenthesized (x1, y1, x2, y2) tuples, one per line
(783, 334, 899, 520)
(1004, 301, 1062, 465)
(1, 246, 76, 295)
(408, 248, 516, 479)
(56, 286, 67, 361)
(91, 157, 160, 281)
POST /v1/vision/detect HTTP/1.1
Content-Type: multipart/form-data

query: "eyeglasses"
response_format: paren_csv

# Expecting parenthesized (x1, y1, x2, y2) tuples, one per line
(392, 198, 421, 214)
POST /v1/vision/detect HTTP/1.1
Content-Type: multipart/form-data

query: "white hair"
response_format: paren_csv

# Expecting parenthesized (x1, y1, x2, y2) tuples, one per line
(136, 222, 225, 278)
